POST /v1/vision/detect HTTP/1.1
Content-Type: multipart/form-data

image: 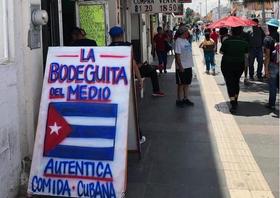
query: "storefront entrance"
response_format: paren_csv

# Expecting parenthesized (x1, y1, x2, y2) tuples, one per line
(41, 0, 109, 64)
(76, 1, 109, 46)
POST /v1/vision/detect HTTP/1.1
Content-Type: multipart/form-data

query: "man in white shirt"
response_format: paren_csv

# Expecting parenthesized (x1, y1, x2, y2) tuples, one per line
(175, 25, 194, 107)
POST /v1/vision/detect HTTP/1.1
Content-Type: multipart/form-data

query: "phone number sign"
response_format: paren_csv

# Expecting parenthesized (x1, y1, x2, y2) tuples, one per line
(131, 0, 184, 14)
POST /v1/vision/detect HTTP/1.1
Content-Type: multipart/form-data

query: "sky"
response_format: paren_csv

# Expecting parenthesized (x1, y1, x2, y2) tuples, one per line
(184, 0, 230, 17)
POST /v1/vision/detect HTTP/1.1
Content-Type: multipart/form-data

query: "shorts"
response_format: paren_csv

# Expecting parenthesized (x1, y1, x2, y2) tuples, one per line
(176, 68, 192, 85)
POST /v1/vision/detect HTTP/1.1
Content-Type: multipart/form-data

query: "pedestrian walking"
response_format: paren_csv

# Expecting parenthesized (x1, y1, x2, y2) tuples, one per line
(240, 29, 250, 84)
(210, 28, 219, 54)
(165, 25, 174, 55)
(263, 18, 279, 109)
(248, 19, 265, 81)
(199, 32, 216, 75)
(220, 26, 249, 113)
(174, 26, 194, 107)
(152, 27, 169, 73)
(194, 25, 200, 42)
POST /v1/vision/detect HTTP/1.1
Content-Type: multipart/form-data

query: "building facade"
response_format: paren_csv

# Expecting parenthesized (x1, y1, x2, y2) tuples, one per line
(0, 0, 43, 197)
(0, 0, 171, 197)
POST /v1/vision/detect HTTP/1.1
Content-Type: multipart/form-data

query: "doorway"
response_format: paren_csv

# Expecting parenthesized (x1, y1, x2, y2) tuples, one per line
(41, 0, 110, 64)
(41, 0, 60, 65)
(76, 1, 109, 46)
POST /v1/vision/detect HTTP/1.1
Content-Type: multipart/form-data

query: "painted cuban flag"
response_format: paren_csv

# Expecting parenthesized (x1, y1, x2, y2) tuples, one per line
(43, 102, 118, 161)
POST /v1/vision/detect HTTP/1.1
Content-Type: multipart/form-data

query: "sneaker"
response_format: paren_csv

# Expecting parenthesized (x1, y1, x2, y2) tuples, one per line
(176, 100, 185, 107)
(139, 136, 146, 144)
(249, 76, 254, 81)
(152, 91, 165, 97)
(164, 70, 167, 73)
(206, 70, 210, 74)
(183, 99, 194, 106)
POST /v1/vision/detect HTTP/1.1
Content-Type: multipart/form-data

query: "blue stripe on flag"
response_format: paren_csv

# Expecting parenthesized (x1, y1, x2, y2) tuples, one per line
(69, 126, 116, 139)
(51, 102, 118, 118)
(45, 145, 114, 161)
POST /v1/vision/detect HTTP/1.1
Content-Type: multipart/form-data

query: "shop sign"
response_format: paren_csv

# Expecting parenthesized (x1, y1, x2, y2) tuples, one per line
(131, 0, 184, 14)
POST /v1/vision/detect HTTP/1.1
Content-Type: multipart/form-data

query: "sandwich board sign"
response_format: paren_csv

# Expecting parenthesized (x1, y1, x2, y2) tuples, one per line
(28, 46, 133, 197)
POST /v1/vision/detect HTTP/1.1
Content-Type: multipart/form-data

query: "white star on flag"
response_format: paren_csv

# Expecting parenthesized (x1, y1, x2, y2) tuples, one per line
(49, 122, 62, 135)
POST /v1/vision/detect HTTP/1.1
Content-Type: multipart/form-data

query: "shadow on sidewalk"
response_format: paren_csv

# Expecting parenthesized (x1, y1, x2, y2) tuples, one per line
(240, 81, 269, 94)
(127, 73, 228, 198)
(215, 101, 279, 117)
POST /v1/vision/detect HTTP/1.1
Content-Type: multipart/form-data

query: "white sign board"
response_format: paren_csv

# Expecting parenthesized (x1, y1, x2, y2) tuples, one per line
(28, 47, 132, 197)
(131, 0, 183, 14)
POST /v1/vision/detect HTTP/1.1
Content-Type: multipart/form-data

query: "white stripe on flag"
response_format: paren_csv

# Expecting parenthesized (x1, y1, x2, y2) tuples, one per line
(60, 138, 114, 148)
(64, 116, 116, 126)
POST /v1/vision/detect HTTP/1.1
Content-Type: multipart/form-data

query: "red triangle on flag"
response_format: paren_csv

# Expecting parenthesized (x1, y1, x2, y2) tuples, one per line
(44, 104, 72, 155)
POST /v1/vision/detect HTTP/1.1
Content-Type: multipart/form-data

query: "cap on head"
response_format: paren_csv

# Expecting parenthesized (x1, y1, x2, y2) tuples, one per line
(266, 18, 279, 28)
(109, 26, 124, 37)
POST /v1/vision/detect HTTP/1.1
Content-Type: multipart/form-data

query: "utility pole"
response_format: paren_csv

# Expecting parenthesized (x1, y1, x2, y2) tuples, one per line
(218, 0, 221, 19)
(206, 0, 207, 17)
(199, 2, 202, 17)
(261, 1, 266, 25)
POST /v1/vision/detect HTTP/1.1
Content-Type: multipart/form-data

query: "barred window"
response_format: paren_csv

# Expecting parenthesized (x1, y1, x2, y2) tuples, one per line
(0, 0, 8, 63)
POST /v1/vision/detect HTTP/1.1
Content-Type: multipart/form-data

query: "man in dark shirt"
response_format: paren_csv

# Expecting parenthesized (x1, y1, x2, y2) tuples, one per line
(263, 18, 279, 109)
(70, 27, 97, 46)
(248, 19, 265, 81)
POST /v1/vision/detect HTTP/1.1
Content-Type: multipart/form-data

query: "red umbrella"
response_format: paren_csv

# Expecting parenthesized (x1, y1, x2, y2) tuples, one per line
(208, 16, 257, 29)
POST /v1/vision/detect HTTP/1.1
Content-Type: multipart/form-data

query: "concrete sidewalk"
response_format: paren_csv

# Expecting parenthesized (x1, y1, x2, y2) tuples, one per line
(127, 53, 228, 197)
(126, 44, 277, 198)
(210, 43, 279, 198)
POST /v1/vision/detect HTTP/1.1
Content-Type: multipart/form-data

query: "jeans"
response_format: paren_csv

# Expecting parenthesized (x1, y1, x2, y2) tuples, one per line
(249, 47, 263, 78)
(268, 63, 279, 106)
(204, 51, 215, 71)
(156, 50, 167, 71)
